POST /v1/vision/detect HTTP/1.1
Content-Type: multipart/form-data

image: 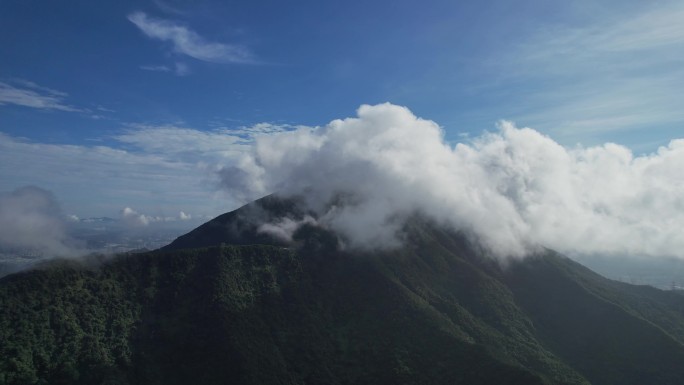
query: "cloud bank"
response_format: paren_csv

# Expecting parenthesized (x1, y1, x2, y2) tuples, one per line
(221, 103, 684, 259)
(0, 186, 83, 257)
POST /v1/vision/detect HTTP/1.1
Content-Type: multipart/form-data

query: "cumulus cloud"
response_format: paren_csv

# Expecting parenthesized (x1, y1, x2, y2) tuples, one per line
(221, 103, 684, 259)
(120, 206, 195, 226)
(0, 186, 83, 257)
(128, 12, 254, 64)
(120, 207, 150, 226)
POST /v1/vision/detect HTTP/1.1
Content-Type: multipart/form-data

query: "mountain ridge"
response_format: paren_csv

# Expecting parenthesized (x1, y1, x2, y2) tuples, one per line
(2, 195, 684, 384)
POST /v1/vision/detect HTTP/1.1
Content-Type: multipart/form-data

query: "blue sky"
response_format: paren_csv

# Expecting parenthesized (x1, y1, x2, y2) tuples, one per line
(1, 0, 683, 220)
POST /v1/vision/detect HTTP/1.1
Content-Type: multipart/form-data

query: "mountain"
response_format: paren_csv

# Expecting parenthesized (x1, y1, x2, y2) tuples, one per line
(162, 195, 305, 250)
(1, 196, 684, 385)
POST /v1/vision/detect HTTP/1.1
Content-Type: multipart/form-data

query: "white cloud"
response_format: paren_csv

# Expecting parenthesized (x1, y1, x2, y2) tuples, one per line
(118, 124, 244, 154)
(116, 123, 297, 164)
(121, 206, 150, 226)
(5, 102, 682, 260)
(231, 122, 293, 136)
(0, 122, 292, 218)
(258, 215, 317, 242)
(128, 12, 254, 64)
(221, 103, 684, 259)
(0, 131, 215, 217)
(0, 186, 84, 256)
(0, 81, 81, 112)
(120, 206, 195, 226)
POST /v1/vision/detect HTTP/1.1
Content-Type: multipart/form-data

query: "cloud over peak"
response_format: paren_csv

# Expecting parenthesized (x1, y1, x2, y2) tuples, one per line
(221, 103, 684, 259)
(128, 12, 254, 64)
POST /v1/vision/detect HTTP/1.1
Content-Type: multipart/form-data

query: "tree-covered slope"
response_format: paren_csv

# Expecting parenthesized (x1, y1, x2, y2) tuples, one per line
(1, 244, 548, 385)
(504, 251, 684, 385)
(163, 195, 304, 250)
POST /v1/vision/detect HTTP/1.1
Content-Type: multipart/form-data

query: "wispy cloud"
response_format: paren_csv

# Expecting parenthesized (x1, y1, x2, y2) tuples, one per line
(0, 131, 208, 216)
(140, 62, 190, 76)
(494, 2, 684, 143)
(140, 64, 172, 72)
(116, 123, 294, 161)
(128, 11, 255, 64)
(0, 80, 81, 112)
(0, 122, 291, 217)
(117, 124, 248, 161)
(510, 73, 684, 138)
(528, 4, 684, 57)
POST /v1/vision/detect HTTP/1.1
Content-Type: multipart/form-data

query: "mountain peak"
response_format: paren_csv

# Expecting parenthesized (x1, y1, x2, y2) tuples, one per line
(164, 194, 307, 250)
(3, 196, 684, 384)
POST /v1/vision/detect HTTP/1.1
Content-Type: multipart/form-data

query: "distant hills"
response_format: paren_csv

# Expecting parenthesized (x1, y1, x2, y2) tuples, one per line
(1, 195, 684, 384)
(574, 254, 684, 290)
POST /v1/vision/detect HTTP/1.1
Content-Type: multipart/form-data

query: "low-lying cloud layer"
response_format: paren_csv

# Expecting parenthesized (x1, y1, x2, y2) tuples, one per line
(222, 103, 684, 259)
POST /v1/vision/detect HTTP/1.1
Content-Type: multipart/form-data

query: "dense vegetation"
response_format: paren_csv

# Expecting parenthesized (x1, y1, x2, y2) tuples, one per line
(2, 197, 684, 384)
